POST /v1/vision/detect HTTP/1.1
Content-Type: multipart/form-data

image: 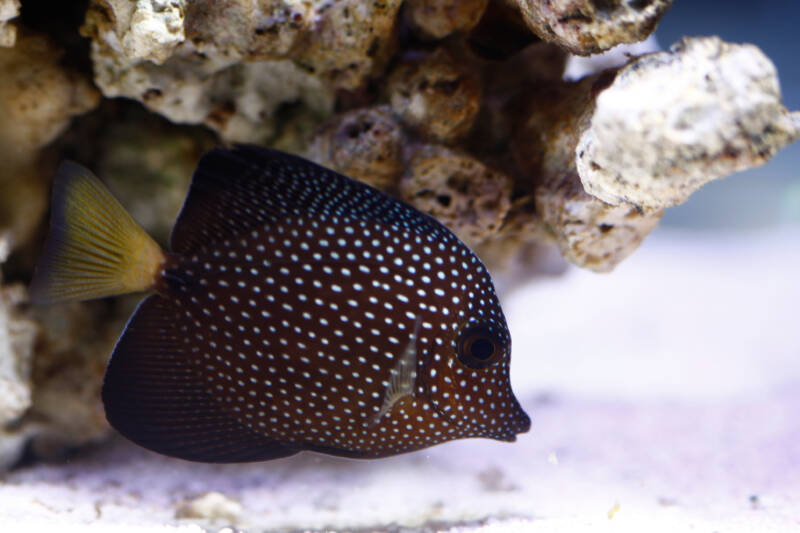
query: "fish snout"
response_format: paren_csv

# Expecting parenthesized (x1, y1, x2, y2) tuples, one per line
(488, 401, 531, 442)
(507, 401, 532, 441)
(514, 408, 532, 435)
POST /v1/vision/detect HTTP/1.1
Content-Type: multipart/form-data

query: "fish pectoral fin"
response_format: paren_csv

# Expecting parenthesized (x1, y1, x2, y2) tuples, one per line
(369, 318, 421, 426)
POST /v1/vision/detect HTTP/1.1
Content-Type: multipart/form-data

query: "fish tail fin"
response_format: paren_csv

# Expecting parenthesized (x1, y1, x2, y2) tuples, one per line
(29, 162, 166, 304)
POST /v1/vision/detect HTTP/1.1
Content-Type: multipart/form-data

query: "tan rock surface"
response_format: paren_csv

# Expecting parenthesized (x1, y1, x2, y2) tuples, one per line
(535, 172, 663, 272)
(510, 0, 672, 55)
(387, 48, 482, 144)
(0, 0, 19, 47)
(0, 32, 99, 161)
(306, 105, 406, 191)
(0, 32, 99, 248)
(405, 0, 489, 39)
(400, 145, 512, 248)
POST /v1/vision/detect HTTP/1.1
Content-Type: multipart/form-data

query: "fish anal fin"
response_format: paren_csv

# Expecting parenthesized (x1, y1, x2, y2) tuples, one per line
(30, 162, 165, 304)
(103, 295, 298, 463)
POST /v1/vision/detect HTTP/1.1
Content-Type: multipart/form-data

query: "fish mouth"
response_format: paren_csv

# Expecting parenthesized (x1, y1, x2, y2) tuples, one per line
(495, 406, 532, 442)
(513, 408, 532, 435)
(431, 397, 531, 442)
(482, 397, 531, 442)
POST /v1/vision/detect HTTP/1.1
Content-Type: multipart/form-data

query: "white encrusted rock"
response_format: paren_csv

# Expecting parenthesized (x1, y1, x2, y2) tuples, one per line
(120, 0, 187, 64)
(0, 283, 38, 428)
(81, 0, 406, 142)
(82, 1, 335, 143)
(175, 492, 242, 523)
(576, 37, 800, 209)
(0, 234, 38, 470)
(88, 37, 332, 142)
(0, 0, 19, 48)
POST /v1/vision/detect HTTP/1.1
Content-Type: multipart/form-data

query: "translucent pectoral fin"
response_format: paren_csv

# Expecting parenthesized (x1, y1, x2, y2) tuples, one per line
(370, 317, 421, 426)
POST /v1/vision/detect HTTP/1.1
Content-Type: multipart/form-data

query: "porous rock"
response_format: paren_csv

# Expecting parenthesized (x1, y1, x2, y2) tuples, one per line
(0, 296, 126, 469)
(306, 105, 407, 191)
(85, 38, 332, 143)
(0, 32, 99, 162)
(510, 70, 662, 272)
(184, 0, 309, 59)
(0, 164, 49, 257)
(0, 0, 19, 47)
(470, 41, 568, 156)
(81, 0, 405, 142)
(472, 197, 566, 283)
(118, 0, 186, 64)
(0, 32, 99, 248)
(83, 1, 331, 143)
(400, 145, 512, 248)
(535, 172, 663, 272)
(576, 37, 800, 209)
(405, 0, 489, 40)
(387, 48, 482, 144)
(295, 0, 402, 90)
(187, 0, 401, 87)
(509, 0, 672, 56)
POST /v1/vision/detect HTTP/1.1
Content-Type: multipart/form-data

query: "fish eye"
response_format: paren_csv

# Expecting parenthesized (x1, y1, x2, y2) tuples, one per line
(457, 323, 503, 369)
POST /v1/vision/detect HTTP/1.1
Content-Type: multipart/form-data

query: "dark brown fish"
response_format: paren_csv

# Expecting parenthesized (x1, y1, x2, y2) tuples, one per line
(30, 146, 531, 462)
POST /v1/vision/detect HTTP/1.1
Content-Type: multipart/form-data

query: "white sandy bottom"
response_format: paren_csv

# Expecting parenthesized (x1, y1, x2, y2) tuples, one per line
(1, 228, 799, 532)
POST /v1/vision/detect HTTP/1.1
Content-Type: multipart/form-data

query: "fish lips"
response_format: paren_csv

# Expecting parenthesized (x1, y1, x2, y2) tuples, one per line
(496, 398, 532, 442)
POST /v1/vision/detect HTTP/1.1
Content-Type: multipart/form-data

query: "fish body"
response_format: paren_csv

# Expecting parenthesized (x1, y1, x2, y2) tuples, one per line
(30, 146, 530, 462)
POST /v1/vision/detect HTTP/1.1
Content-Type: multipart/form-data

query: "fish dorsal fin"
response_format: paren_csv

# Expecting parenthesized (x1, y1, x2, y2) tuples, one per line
(103, 295, 298, 463)
(370, 317, 421, 425)
(170, 145, 449, 254)
(29, 162, 165, 304)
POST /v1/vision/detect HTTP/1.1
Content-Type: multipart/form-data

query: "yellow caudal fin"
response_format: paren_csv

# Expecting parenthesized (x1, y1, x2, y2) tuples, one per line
(29, 162, 166, 304)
